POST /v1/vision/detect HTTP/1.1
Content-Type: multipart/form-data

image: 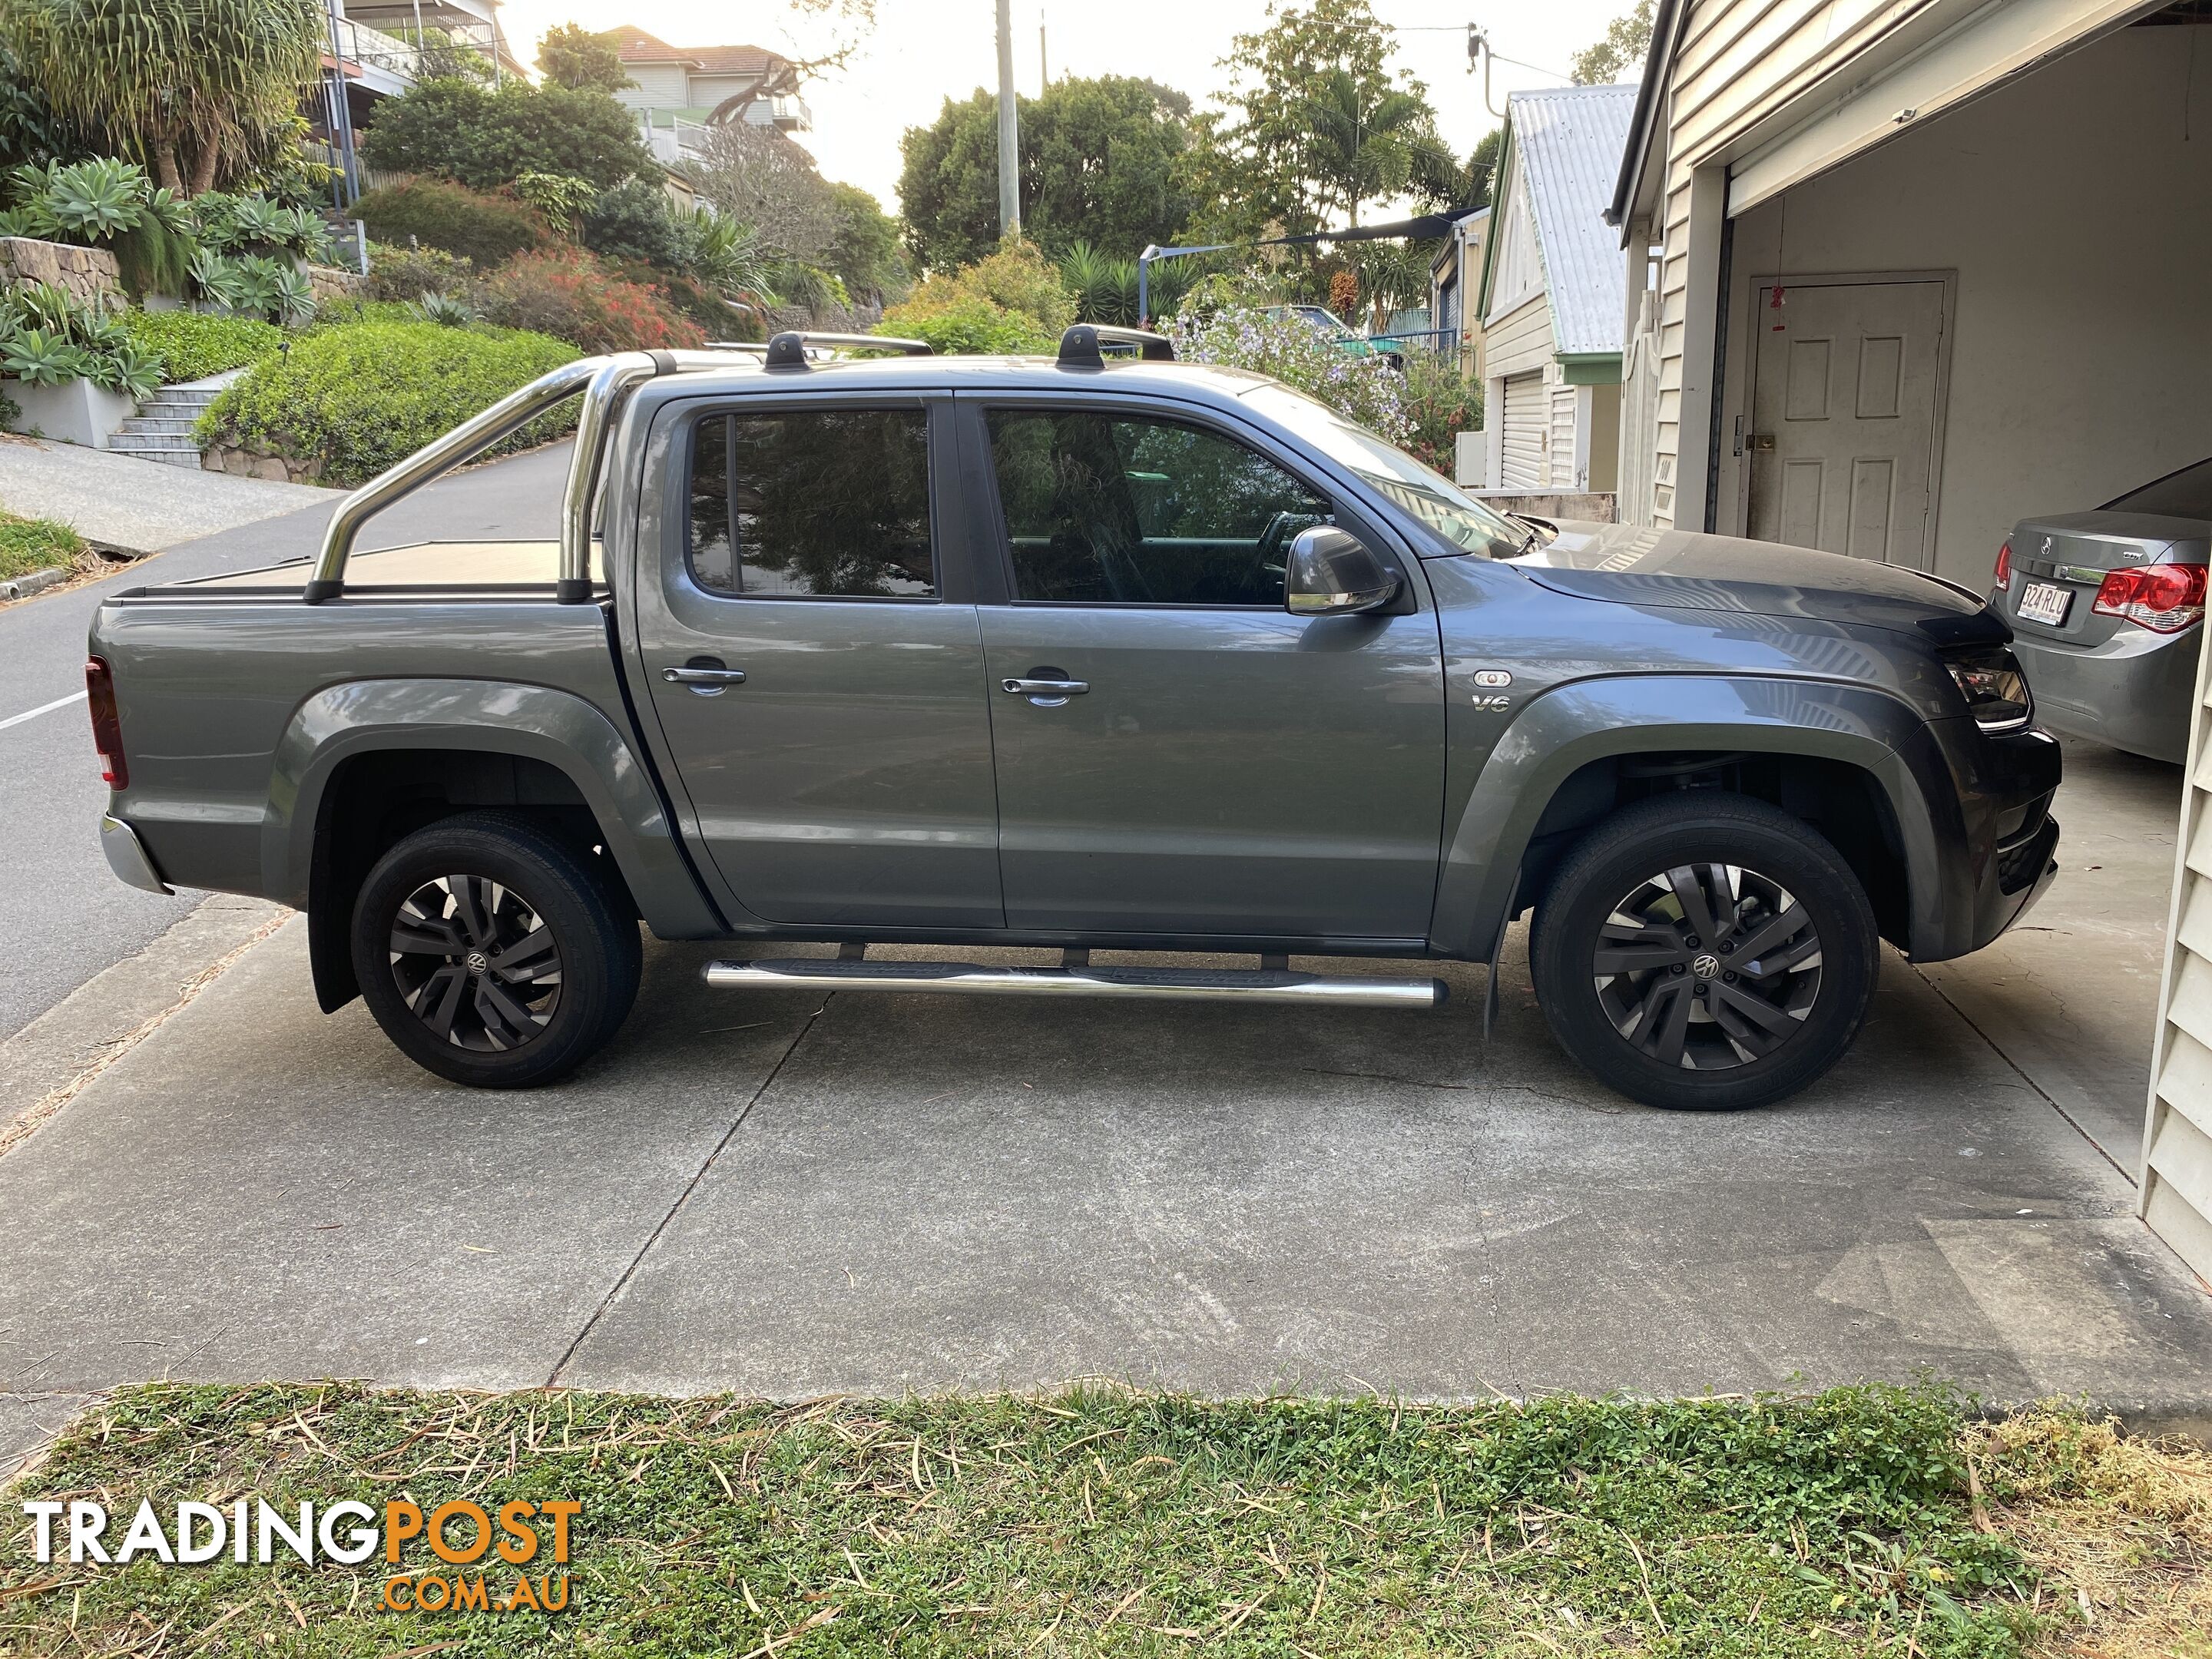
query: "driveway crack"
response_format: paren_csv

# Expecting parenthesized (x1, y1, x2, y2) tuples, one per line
(546, 994, 835, 1386)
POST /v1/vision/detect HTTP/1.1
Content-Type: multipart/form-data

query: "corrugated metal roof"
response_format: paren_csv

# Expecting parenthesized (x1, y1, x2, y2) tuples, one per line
(1508, 83, 1636, 356)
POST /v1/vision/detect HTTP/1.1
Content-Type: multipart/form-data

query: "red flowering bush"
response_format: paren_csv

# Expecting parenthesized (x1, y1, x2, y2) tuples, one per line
(479, 248, 706, 352)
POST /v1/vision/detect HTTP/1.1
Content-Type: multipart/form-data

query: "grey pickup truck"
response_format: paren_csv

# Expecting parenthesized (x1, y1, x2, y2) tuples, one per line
(85, 326, 2060, 1109)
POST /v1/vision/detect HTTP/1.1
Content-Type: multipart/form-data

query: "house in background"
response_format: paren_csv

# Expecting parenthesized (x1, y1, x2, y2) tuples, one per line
(1469, 84, 1635, 508)
(604, 28, 813, 167)
(1427, 204, 1489, 370)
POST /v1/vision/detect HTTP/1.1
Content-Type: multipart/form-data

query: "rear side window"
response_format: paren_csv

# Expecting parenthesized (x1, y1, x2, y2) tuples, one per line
(985, 409, 1330, 605)
(687, 407, 935, 597)
(2104, 457, 2212, 522)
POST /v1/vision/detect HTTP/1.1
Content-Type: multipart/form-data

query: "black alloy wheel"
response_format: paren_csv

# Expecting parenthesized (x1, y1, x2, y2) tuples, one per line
(1529, 793, 1876, 1111)
(352, 811, 641, 1088)
(1593, 863, 1821, 1071)
(388, 874, 564, 1052)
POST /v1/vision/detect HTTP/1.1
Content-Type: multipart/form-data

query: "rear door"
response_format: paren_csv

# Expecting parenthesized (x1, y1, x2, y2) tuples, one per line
(962, 396, 1446, 939)
(631, 392, 1003, 929)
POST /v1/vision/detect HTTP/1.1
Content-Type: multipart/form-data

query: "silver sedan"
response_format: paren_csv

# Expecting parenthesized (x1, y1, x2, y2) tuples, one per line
(1991, 458, 2210, 763)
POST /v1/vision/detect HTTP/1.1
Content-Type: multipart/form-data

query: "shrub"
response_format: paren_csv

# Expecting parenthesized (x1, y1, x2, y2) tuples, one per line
(1400, 351, 1483, 475)
(877, 294, 1052, 356)
(352, 177, 548, 267)
(479, 247, 704, 352)
(876, 239, 1071, 355)
(116, 309, 283, 382)
(1166, 305, 1410, 443)
(365, 244, 475, 303)
(581, 177, 684, 270)
(356, 77, 651, 194)
(198, 320, 580, 488)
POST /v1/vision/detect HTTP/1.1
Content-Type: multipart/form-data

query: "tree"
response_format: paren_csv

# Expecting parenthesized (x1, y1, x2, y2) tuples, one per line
(4, 0, 323, 195)
(1178, 0, 1442, 244)
(681, 123, 839, 265)
(1571, 0, 1655, 85)
(538, 24, 630, 94)
(824, 182, 906, 306)
(897, 76, 1197, 273)
(358, 78, 651, 194)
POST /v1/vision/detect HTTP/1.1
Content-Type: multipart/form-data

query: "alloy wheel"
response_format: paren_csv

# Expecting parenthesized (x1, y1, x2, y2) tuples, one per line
(387, 875, 564, 1051)
(1591, 862, 1822, 1071)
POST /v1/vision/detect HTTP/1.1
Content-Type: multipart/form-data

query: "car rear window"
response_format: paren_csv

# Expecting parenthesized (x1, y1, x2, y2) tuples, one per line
(687, 407, 935, 598)
(2104, 456, 2212, 521)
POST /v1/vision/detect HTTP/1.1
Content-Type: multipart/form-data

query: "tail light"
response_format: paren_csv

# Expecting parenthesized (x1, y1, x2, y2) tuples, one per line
(85, 656, 127, 790)
(1993, 541, 2011, 587)
(2092, 561, 2208, 634)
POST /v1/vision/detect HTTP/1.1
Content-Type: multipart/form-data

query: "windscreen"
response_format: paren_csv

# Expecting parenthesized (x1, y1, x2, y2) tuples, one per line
(2104, 457, 2212, 521)
(1243, 382, 1526, 558)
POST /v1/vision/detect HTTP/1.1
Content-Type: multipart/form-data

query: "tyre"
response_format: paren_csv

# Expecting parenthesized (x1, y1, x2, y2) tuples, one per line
(1528, 793, 1878, 1111)
(351, 811, 641, 1088)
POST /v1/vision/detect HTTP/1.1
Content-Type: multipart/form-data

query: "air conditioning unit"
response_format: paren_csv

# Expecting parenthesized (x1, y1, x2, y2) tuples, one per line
(1454, 429, 1485, 488)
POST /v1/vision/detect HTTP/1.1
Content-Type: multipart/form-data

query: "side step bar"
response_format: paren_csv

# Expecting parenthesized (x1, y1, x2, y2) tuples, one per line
(702, 957, 1447, 1009)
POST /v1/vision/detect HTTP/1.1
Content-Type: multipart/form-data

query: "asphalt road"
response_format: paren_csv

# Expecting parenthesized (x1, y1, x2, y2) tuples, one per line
(0, 442, 572, 1040)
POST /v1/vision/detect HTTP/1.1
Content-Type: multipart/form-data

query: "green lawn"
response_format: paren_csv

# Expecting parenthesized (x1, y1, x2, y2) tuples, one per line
(0, 508, 86, 584)
(0, 1381, 2204, 1657)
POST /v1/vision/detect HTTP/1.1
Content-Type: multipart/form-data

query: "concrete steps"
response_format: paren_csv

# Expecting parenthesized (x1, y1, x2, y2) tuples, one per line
(104, 378, 230, 469)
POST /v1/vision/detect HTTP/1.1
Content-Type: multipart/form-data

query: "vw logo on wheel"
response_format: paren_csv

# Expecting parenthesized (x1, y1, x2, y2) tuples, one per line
(1691, 952, 1722, 980)
(463, 949, 491, 975)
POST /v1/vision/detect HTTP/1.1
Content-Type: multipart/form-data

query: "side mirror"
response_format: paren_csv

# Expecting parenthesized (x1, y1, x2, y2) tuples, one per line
(1285, 525, 1400, 615)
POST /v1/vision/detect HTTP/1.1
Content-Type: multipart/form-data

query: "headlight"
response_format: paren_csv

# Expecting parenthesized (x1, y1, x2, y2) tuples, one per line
(1945, 645, 2033, 731)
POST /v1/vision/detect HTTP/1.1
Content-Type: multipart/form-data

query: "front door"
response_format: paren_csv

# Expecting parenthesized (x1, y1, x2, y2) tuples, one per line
(968, 401, 1446, 939)
(636, 396, 1003, 929)
(1746, 278, 1945, 568)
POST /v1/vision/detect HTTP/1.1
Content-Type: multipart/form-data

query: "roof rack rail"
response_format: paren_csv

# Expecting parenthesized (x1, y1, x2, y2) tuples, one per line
(1058, 324, 1174, 366)
(751, 330, 932, 368)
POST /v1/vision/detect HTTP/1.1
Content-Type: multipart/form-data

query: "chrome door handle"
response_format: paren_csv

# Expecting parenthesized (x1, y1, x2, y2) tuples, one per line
(1001, 675, 1088, 707)
(662, 665, 747, 688)
(1000, 677, 1088, 696)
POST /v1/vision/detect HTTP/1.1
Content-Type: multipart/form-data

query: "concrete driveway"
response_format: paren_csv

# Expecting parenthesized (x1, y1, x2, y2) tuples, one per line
(5, 737, 2210, 1472)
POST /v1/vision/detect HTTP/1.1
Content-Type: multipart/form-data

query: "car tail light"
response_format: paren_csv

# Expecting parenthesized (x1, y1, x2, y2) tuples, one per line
(85, 656, 127, 790)
(2092, 561, 2208, 634)
(1993, 541, 2011, 587)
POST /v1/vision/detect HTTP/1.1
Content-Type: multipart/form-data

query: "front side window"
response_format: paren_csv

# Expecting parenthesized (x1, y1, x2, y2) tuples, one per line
(985, 409, 1331, 605)
(687, 407, 935, 598)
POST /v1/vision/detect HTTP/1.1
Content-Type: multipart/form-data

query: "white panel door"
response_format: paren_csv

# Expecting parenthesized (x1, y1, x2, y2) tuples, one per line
(1746, 280, 1943, 568)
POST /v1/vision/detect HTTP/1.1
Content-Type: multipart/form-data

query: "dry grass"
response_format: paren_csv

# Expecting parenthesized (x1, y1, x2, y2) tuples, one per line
(1975, 1411, 2212, 1658)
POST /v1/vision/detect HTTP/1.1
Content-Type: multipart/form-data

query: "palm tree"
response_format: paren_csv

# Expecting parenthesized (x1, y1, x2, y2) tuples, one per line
(1297, 69, 1458, 230)
(5, 0, 323, 195)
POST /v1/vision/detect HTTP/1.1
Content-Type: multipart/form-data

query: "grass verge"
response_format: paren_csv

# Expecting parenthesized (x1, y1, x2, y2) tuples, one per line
(0, 1381, 2206, 1657)
(0, 509, 88, 584)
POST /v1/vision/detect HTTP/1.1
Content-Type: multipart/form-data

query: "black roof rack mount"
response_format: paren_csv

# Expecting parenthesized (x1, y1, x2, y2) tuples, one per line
(1058, 324, 1175, 366)
(750, 330, 934, 368)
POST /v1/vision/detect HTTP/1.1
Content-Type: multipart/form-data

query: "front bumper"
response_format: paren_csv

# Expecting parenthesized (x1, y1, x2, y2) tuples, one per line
(101, 812, 173, 896)
(1919, 722, 2061, 959)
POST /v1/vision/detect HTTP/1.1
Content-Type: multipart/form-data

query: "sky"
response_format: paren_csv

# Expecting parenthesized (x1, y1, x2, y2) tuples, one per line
(486, 0, 1637, 212)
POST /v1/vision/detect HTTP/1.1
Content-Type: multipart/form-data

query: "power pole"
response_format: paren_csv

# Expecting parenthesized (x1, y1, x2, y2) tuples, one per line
(995, 0, 1021, 239)
(1040, 13, 1048, 88)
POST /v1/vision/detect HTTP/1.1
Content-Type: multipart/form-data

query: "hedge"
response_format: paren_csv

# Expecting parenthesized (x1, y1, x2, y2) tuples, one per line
(197, 320, 579, 488)
(351, 177, 549, 267)
(116, 310, 284, 384)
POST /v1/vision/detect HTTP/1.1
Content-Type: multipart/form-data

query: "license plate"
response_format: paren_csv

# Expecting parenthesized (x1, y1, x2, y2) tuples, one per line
(2018, 580, 2072, 627)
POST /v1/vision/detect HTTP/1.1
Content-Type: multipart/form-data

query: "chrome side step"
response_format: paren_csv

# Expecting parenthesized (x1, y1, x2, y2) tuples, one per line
(702, 956, 1447, 1008)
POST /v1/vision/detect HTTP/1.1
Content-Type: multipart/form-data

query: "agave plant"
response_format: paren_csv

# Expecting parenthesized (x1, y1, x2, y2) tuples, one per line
(411, 290, 478, 328)
(86, 339, 164, 401)
(265, 261, 316, 326)
(41, 157, 151, 240)
(228, 194, 290, 248)
(2, 326, 94, 386)
(141, 186, 190, 235)
(278, 205, 334, 263)
(189, 247, 252, 311)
